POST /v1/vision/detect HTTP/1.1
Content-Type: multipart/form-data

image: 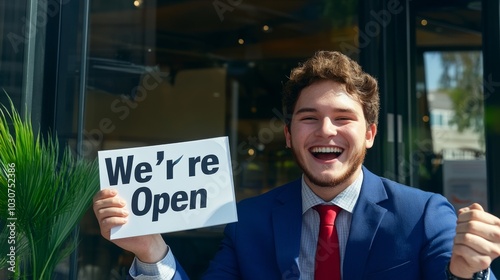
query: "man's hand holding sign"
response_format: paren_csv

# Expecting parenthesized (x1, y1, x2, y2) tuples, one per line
(93, 136, 237, 263)
(93, 189, 169, 263)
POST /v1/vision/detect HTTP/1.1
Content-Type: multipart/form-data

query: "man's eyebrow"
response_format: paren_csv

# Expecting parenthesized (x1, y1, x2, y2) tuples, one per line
(294, 107, 358, 114)
(294, 107, 317, 114)
(334, 107, 357, 114)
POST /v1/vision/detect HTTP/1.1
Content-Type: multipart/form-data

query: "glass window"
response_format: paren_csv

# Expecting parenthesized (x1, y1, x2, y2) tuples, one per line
(424, 51, 485, 158)
(415, 4, 487, 214)
(0, 2, 27, 113)
(77, 1, 359, 279)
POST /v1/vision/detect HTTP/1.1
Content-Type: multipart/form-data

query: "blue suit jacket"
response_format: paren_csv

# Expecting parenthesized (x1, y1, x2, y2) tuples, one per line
(172, 167, 496, 279)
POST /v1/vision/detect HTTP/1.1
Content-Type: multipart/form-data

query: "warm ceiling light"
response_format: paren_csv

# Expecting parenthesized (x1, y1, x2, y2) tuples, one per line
(262, 25, 270, 31)
(420, 19, 428, 26)
(133, 0, 142, 7)
(238, 38, 245, 45)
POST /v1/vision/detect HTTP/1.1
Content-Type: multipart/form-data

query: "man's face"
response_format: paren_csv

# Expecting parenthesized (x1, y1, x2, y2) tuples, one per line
(284, 80, 376, 195)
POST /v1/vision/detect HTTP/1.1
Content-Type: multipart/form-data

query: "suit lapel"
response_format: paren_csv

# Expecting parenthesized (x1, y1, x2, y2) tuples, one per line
(343, 167, 388, 280)
(272, 180, 302, 278)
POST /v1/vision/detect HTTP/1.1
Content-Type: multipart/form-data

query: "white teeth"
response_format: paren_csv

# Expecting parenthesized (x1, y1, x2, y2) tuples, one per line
(311, 147, 343, 153)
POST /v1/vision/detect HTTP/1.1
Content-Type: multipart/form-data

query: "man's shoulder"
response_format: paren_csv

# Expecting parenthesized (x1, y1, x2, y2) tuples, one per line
(363, 166, 439, 198)
(361, 168, 456, 227)
(362, 166, 449, 208)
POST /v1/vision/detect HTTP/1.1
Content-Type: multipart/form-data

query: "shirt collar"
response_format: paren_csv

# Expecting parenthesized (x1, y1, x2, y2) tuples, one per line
(301, 170, 363, 214)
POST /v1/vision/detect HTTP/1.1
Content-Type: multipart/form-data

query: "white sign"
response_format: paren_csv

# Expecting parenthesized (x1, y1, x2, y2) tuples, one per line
(98, 136, 237, 239)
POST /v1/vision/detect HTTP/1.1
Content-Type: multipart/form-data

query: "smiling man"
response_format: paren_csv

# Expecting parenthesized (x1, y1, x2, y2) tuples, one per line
(284, 79, 376, 201)
(93, 51, 500, 280)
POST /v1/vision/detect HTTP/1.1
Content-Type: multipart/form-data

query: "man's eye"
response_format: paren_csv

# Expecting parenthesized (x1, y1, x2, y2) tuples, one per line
(301, 117, 317, 121)
(336, 117, 351, 121)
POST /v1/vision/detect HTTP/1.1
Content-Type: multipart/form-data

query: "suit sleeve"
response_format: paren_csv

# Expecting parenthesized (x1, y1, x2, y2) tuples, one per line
(201, 222, 241, 279)
(420, 193, 457, 279)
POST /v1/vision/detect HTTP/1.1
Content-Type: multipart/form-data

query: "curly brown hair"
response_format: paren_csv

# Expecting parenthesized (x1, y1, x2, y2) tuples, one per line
(282, 51, 379, 127)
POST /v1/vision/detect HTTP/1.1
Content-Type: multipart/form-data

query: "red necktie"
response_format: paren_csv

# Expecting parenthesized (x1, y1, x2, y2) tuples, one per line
(314, 205, 342, 280)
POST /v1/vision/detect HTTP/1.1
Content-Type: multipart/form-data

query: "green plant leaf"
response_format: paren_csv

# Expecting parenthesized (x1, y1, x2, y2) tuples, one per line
(0, 95, 99, 279)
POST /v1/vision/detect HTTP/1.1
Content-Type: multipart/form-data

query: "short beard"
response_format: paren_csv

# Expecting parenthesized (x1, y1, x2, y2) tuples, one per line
(293, 145, 366, 188)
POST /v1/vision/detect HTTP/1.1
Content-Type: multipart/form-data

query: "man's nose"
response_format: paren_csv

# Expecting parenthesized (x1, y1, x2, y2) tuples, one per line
(317, 118, 337, 137)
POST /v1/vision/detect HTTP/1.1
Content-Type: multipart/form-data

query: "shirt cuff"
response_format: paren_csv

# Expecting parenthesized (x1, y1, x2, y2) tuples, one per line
(129, 246, 176, 280)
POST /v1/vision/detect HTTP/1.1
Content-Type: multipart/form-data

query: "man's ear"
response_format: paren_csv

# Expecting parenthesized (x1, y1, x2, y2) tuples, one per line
(284, 124, 291, 148)
(365, 123, 377, 149)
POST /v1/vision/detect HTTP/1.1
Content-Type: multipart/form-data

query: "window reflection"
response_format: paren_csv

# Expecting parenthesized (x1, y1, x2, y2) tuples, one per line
(425, 51, 485, 159)
(417, 49, 488, 213)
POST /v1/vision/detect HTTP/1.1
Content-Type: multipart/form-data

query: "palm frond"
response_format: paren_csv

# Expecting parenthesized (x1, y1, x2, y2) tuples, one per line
(0, 96, 99, 279)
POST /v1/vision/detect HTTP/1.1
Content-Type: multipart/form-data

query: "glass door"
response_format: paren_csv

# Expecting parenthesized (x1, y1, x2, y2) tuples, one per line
(413, 2, 487, 211)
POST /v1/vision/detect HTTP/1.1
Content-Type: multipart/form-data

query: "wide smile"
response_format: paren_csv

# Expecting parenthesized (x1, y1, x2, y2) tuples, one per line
(309, 146, 344, 161)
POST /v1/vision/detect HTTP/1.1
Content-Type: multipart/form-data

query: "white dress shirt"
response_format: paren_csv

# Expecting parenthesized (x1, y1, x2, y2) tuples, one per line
(298, 171, 363, 280)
